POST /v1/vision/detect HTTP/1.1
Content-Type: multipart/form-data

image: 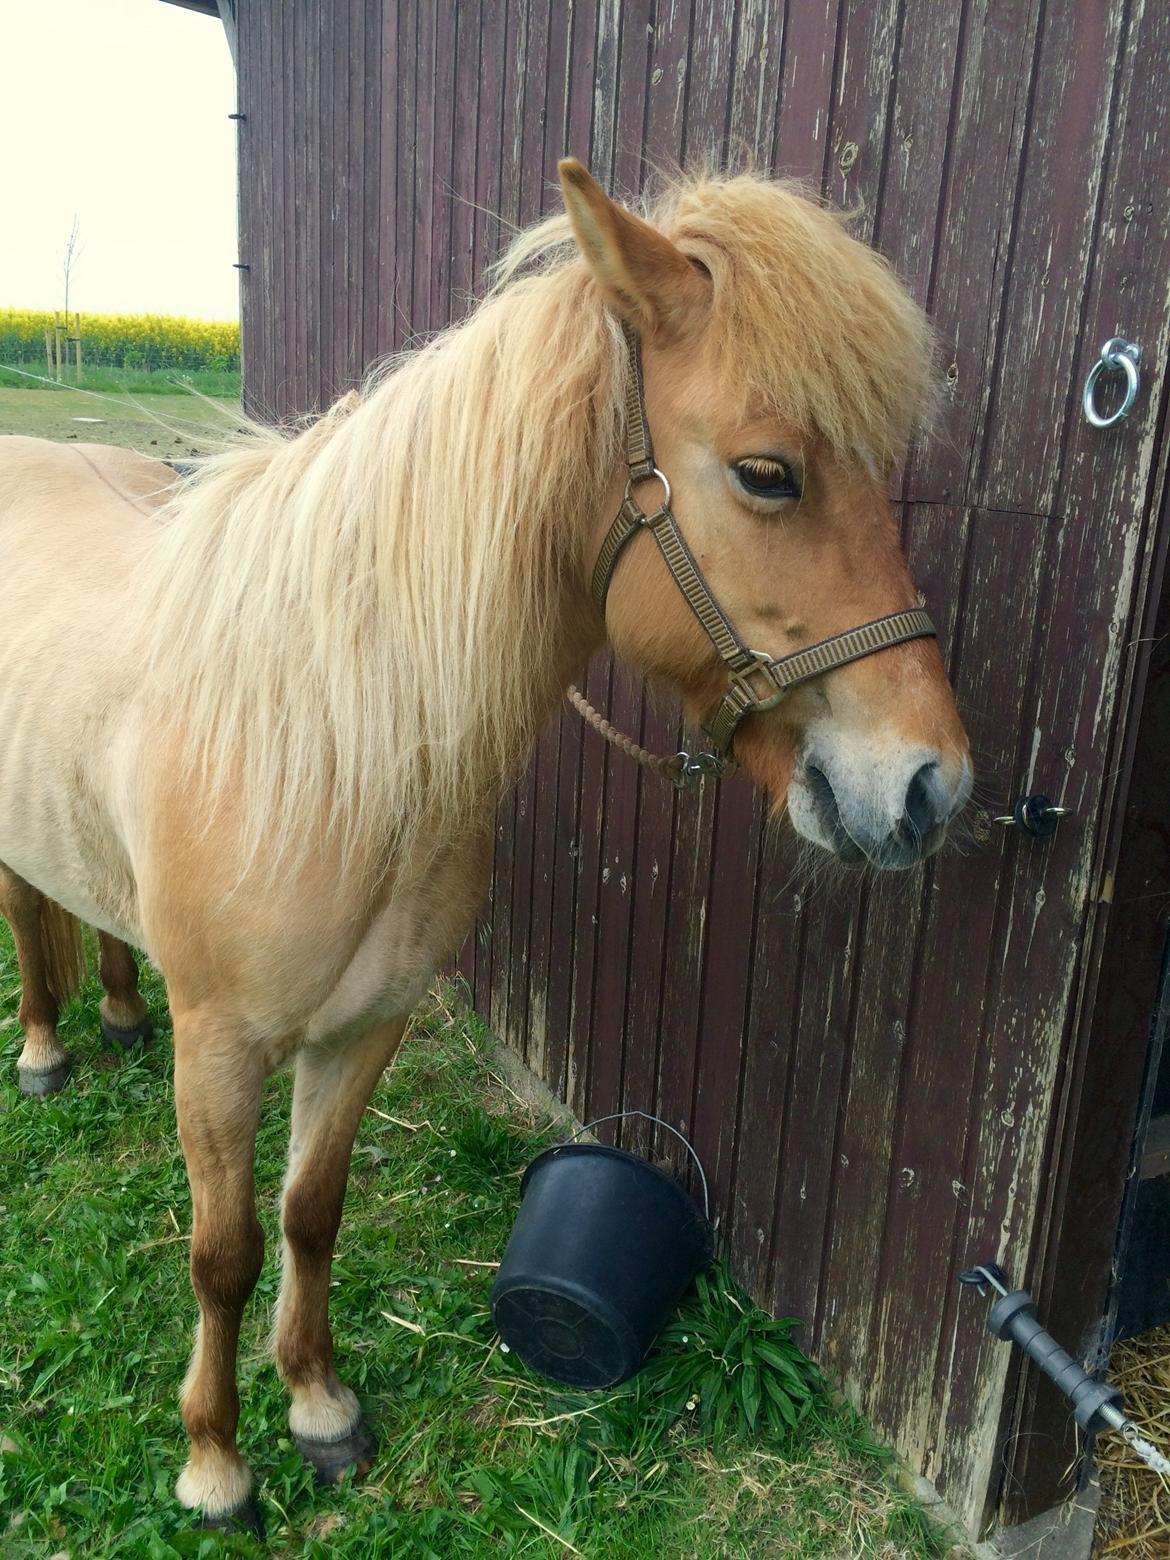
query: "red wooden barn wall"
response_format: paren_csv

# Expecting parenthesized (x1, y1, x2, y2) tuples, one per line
(232, 0, 1170, 1534)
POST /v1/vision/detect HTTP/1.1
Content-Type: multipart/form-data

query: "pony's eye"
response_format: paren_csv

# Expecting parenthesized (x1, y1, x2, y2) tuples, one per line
(733, 457, 801, 501)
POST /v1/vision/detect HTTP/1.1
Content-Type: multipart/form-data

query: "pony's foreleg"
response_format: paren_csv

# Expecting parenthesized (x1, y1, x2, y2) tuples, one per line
(173, 1019, 266, 1533)
(275, 1016, 408, 1482)
(97, 932, 153, 1052)
(0, 865, 83, 1097)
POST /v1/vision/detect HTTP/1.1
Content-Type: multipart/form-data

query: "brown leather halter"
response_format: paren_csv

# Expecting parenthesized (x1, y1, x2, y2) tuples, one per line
(583, 322, 936, 780)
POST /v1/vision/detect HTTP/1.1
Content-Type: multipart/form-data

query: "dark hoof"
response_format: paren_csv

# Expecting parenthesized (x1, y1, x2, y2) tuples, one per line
(200, 1494, 265, 1537)
(17, 1060, 70, 1097)
(295, 1420, 377, 1486)
(100, 1013, 154, 1052)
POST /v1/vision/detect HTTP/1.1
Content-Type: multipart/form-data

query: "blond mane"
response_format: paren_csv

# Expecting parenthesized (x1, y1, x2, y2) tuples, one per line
(137, 171, 936, 879)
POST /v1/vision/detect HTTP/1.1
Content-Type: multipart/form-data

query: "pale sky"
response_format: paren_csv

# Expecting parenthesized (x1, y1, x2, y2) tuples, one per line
(1, 0, 239, 320)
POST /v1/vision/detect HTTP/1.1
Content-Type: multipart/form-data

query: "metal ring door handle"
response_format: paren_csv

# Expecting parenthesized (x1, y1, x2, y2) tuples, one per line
(1084, 337, 1141, 428)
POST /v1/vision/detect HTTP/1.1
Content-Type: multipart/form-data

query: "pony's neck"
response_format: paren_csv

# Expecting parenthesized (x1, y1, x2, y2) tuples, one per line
(142, 261, 622, 873)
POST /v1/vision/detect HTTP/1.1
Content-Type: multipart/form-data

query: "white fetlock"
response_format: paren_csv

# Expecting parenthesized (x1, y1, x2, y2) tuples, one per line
(289, 1377, 362, 1442)
(175, 1449, 254, 1517)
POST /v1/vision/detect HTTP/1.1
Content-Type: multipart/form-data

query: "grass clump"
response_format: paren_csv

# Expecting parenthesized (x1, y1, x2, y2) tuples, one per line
(0, 926, 951, 1557)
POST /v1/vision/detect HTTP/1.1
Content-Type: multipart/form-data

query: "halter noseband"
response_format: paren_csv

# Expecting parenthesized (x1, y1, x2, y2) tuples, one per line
(590, 322, 936, 771)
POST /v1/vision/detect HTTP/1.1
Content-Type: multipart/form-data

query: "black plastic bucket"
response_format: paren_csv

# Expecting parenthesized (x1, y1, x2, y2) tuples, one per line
(490, 1122, 713, 1389)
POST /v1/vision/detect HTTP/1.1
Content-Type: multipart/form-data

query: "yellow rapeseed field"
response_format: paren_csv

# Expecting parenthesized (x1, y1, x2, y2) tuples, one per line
(0, 308, 240, 370)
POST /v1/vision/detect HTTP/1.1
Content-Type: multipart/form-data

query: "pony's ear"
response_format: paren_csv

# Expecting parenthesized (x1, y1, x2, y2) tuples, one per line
(558, 158, 709, 339)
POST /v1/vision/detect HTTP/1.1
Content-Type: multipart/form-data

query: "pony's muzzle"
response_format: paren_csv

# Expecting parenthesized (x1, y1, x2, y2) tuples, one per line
(790, 745, 971, 870)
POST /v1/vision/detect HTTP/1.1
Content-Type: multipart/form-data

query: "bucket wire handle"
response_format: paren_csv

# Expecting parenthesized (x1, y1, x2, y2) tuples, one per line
(568, 1109, 710, 1221)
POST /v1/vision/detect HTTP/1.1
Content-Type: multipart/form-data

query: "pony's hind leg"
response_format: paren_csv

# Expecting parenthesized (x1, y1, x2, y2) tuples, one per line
(97, 933, 153, 1052)
(0, 865, 85, 1097)
(275, 1016, 408, 1483)
(172, 1014, 266, 1533)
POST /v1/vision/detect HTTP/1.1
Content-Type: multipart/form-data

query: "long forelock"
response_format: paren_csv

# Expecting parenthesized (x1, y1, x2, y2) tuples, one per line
(650, 173, 939, 466)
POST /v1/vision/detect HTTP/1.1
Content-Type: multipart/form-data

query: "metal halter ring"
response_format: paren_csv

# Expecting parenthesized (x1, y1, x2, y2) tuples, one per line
(624, 465, 672, 513)
(1083, 338, 1141, 429)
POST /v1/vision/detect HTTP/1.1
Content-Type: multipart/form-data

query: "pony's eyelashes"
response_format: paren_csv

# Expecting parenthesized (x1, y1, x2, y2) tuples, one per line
(729, 455, 804, 509)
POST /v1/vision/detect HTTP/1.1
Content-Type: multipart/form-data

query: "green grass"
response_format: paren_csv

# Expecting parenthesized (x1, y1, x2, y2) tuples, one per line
(0, 363, 240, 399)
(0, 385, 240, 455)
(0, 929, 953, 1559)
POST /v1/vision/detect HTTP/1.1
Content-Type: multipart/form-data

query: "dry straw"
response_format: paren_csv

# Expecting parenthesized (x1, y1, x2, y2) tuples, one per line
(1094, 1323, 1170, 1557)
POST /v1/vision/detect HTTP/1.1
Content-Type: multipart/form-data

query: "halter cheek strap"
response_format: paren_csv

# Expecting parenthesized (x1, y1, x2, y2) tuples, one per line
(590, 322, 936, 767)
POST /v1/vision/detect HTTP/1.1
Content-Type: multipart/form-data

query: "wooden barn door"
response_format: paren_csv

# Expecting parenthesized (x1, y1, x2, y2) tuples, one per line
(452, 2, 1170, 1533)
(232, 0, 1170, 1535)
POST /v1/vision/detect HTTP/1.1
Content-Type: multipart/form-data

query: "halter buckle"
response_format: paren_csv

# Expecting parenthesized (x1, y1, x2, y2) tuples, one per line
(727, 651, 788, 713)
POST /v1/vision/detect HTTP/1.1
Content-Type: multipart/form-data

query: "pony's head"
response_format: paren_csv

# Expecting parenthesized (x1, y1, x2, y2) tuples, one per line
(560, 161, 971, 870)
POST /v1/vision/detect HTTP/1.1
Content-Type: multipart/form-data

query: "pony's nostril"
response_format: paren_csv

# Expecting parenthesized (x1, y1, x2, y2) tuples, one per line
(806, 764, 839, 820)
(902, 761, 941, 839)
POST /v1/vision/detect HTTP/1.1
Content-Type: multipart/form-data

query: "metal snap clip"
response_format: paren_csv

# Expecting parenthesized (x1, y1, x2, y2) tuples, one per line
(1083, 337, 1141, 429)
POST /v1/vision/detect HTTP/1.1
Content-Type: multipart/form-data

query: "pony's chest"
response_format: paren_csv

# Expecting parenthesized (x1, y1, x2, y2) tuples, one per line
(305, 839, 489, 1044)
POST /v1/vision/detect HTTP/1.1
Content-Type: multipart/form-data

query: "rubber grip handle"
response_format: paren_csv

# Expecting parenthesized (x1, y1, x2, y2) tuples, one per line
(987, 1291, 1122, 1431)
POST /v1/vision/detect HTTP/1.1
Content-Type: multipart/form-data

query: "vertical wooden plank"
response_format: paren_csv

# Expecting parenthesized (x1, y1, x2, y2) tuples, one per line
(361, 0, 382, 373)
(540, 0, 570, 184)
(618, 689, 680, 1158)
(771, 0, 843, 180)
(871, 0, 964, 298)
(447, 0, 483, 318)
(653, 778, 717, 1149)
(517, 0, 551, 223)
(765, 877, 863, 1326)
(643, 0, 693, 166)
(821, 0, 900, 222)
(690, 774, 763, 1216)
(345, 0, 366, 382)
(331, 0, 351, 392)
(254, 2, 274, 416)
(376, 0, 400, 361)
(271, 0, 288, 411)
(584, 1, 655, 1134)
(537, 0, 594, 1094)
(856, 510, 1056, 1476)
(473, 0, 507, 292)
(677, 0, 736, 164)
(544, 701, 585, 1100)
(288, 0, 305, 410)
(411, 0, 436, 337)
(567, 654, 613, 1120)
(315, 2, 335, 383)
(303, 0, 323, 407)
(909, 0, 1045, 504)
(564, 0, 600, 162)
(726, 0, 786, 164)
(234, 0, 256, 410)
(813, 502, 968, 1386)
(973, 1, 1125, 513)
(522, 0, 572, 1078)
(394, 0, 419, 349)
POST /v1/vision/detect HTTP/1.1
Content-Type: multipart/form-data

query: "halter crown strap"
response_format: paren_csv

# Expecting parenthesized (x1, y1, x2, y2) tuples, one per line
(591, 325, 937, 761)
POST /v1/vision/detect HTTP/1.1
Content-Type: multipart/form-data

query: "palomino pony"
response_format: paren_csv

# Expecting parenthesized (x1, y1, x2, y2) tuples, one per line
(0, 162, 971, 1529)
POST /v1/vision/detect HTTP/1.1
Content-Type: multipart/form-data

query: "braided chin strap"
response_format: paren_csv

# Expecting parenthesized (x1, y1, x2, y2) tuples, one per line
(572, 322, 936, 782)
